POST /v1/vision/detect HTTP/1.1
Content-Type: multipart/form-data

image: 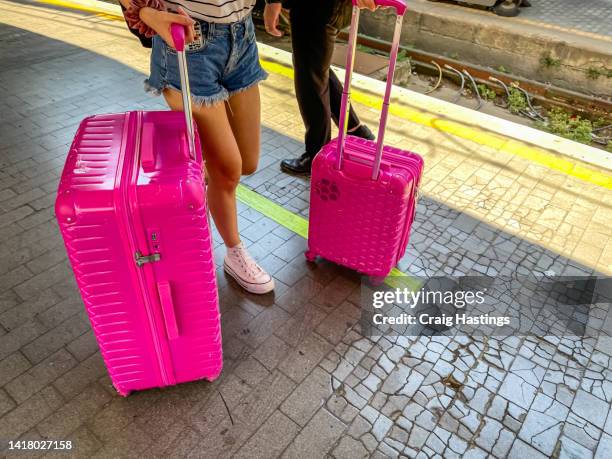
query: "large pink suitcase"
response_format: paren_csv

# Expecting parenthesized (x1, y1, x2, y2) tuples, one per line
(307, 0, 423, 279)
(55, 26, 222, 396)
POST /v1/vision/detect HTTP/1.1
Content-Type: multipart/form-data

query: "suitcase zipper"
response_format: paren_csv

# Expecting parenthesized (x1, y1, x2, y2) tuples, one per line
(119, 112, 173, 388)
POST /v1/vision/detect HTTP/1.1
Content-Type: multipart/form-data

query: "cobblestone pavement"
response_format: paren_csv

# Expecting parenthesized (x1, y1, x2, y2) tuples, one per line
(416, 0, 612, 37)
(517, 0, 612, 37)
(1, 1, 612, 458)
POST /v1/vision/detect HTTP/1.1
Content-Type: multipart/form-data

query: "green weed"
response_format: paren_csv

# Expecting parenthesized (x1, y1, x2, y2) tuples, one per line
(497, 65, 510, 74)
(586, 67, 603, 80)
(397, 49, 411, 63)
(477, 84, 497, 101)
(540, 108, 593, 144)
(507, 85, 528, 114)
(540, 54, 561, 68)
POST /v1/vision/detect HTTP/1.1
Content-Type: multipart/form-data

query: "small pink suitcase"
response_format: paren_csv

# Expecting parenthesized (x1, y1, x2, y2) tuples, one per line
(307, 0, 423, 280)
(55, 26, 222, 396)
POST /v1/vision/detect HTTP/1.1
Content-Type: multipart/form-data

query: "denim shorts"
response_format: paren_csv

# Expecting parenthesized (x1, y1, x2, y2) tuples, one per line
(145, 14, 268, 106)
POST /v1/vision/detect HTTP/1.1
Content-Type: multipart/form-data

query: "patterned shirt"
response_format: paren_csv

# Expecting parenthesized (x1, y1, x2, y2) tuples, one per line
(165, 0, 256, 23)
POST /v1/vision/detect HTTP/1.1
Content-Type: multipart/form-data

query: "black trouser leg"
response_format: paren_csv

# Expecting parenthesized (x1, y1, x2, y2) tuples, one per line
(290, 4, 362, 159)
(329, 68, 361, 131)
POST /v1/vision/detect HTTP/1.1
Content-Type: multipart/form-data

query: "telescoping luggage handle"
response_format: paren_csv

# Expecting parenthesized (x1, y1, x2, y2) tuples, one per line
(171, 24, 197, 158)
(336, 0, 407, 180)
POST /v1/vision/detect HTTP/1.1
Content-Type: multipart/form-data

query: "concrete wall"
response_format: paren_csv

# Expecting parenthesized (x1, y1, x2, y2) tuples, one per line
(359, 8, 612, 98)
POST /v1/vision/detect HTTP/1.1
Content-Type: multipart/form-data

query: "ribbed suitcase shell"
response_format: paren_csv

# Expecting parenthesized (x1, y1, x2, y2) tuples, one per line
(55, 111, 222, 396)
(307, 135, 423, 278)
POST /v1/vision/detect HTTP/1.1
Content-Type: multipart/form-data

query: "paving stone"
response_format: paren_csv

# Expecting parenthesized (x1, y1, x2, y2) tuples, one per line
(65, 330, 99, 362)
(36, 383, 111, 439)
(140, 422, 197, 458)
(45, 426, 103, 459)
(595, 433, 612, 459)
(558, 435, 595, 459)
(0, 288, 62, 331)
(571, 389, 609, 429)
(0, 352, 31, 386)
(87, 390, 163, 443)
(20, 312, 90, 364)
(519, 393, 568, 456)
(371, 414, 392, 442)
(13, 261, 70, 301)
(275, 275, 324, 315)
(92, 422, 154, 459)
(0, 206, 34, 229)
(332, 436, 369, 459)
(462, 446, 489, 459)
(252, 334, 292, 371)
(135, 381, 218, 440)
(315, 301, 360, 345)
(498, 373, 537, 410)
(52, 352, 107, 400)
(278, 333, 333, 383)
(281, 367, 332, 427)
(282, 408, 346, 459)
(0, 319, 48, 362)
(0, 388, 60, 439)
(35, 296, 84, 329)
(4, 348, 76, 404)
(275, 302, 328, 348)
(234, 411, 300, 459)
(193, 371, 296, 456)
(238, 305, 291, 349)
(0, 389, 15, 418)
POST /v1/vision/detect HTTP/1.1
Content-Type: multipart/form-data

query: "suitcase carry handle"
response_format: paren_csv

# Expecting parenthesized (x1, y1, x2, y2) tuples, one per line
(337, 2, 406, 180)
(171, 23, 197, 159)
(352, 0, 407, 15)
(157, 281, 179, 339)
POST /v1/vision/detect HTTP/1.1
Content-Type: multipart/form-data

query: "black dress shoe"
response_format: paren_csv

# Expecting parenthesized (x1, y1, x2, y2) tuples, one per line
(349, 124, 375, 141)
(280, 153, 313, 176)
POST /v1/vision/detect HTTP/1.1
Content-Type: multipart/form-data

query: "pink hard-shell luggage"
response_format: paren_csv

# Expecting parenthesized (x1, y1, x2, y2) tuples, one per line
(55, 25, 222, 396)
(307, 0, 424, 280)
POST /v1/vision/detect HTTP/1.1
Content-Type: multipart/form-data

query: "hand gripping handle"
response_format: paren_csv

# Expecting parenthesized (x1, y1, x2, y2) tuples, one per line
(351, 0, 407, 15)
(170, 23, 196, 157)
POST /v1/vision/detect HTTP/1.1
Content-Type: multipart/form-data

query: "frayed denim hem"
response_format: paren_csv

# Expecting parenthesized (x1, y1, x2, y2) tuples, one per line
(144, 79, 229, 107)
(226, 72, 269, 99)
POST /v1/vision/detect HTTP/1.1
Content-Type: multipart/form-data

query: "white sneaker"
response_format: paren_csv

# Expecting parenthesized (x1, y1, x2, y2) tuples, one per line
(224, 243, 275, 294)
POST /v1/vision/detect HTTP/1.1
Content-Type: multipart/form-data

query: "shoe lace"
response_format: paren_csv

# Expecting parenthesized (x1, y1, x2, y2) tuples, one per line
(234, 247, 264, 277)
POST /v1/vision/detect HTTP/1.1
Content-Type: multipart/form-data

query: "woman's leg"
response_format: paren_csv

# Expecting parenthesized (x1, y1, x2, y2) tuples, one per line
(225, 84, 261, 175)
(163, 88, 242, 248)
(163, 87, 274, 294)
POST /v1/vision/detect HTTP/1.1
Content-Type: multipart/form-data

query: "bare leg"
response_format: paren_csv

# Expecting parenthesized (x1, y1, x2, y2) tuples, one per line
(225, 84, 262, 175)
(163, 88, 242, 248)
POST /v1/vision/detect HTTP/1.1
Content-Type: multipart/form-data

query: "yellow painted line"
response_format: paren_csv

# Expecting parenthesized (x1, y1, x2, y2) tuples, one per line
(236, 185, 308, 239)
(260, 59, 612, 190)
(35, 0, 123, 19)
(236, 185, 420, 289)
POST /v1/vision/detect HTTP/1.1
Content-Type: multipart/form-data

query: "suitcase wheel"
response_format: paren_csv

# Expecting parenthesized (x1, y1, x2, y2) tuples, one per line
(305, 251, 317, 262)
(368, 276, 386, 286)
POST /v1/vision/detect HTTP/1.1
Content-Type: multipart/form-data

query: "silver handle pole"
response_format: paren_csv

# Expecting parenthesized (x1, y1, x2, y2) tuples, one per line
(372, 14, 404, 181)
(336, 7, 361, 171)
(176, 50, 197, 158)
